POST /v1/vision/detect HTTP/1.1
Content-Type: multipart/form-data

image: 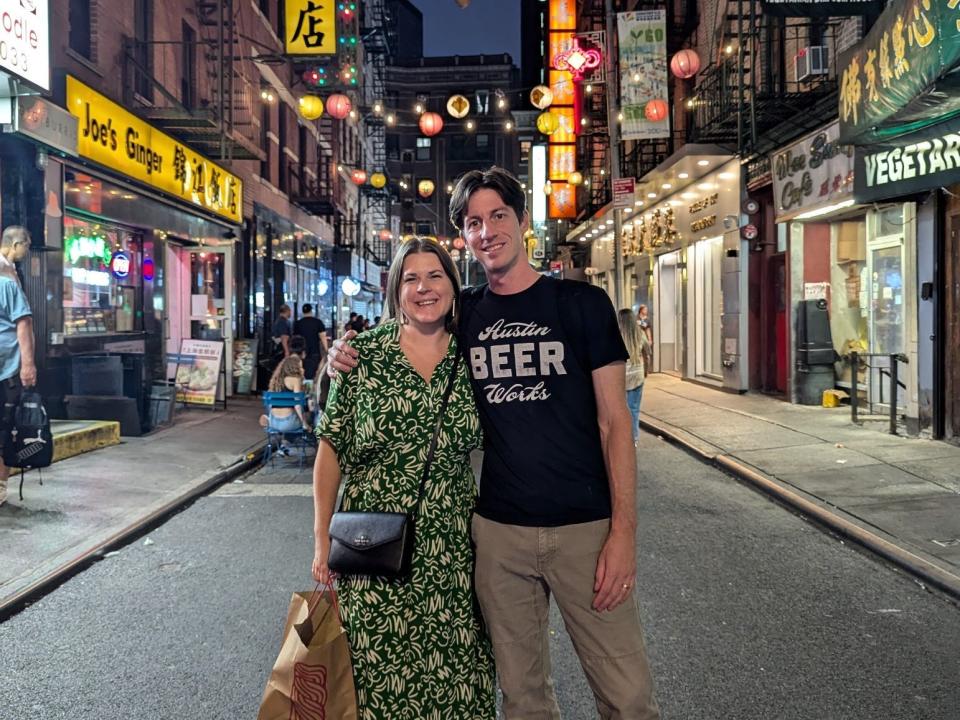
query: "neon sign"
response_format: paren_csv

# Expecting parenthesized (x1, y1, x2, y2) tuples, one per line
(142, 257, 155, 281)
(110, 251, 131, 278)
(65, 235, 112, 265)
(553, 36, 602, 80)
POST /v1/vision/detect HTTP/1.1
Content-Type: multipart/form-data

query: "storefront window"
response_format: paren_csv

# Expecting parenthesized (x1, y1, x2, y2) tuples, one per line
(190, 251, 227, 340)
(63, 216, 142, 335)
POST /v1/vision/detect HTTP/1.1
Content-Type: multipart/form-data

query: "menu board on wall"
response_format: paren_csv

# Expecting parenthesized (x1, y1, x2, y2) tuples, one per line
(175, 339, 224, 406)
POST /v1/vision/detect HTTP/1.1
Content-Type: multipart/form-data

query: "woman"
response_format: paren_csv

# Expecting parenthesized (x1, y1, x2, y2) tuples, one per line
(259, 354, 310, 434)
(312, 238, 495, 719)
(619, 308, 650, 444)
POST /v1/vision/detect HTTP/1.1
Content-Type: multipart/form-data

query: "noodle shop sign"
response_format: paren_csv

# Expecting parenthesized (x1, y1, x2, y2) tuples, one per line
(66, 76, 242, 224)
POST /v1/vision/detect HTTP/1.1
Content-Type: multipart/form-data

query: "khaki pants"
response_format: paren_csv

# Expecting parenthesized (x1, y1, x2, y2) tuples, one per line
(473, 515, 660, 720)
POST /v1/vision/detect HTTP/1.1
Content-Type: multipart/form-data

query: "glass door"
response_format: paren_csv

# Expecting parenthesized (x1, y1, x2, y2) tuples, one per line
(166, 244, 234, 396)
(867, 206, 906, 410)
(656, 251, 682, 374)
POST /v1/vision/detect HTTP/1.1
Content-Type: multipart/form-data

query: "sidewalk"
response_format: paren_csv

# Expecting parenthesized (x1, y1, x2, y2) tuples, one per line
(0, 397, 267, 615)
(640, 374, 960, 599)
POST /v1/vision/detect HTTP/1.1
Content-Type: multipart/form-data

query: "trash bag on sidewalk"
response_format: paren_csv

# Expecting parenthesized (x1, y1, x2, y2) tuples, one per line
(257, 585, 358, 720)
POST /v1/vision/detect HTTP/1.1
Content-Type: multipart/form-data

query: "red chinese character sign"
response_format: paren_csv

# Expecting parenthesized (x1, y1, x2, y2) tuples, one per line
(618, 10, 669, 141)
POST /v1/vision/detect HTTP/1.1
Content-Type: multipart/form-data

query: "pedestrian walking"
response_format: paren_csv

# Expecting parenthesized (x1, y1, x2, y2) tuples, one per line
(270, 304, 292, 366)
(293, 303, 328, 379)
(328, 167, 660, 720)
(619, 308, 650, 444)
(312, 238, 495, 719)
(0, 226, 36, 507)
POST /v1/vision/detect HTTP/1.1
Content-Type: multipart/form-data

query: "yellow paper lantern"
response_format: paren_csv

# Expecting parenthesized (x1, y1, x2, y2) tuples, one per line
(297, 95, 324, 121)
(536, 110, 560, 135)
(446, 94, 470, 119)
(543, 180, 553, 196)
(530, 85, 554, 110)
(370, 172, 387, 189)
(418, 179, 436, 198)
(568, 171, 583, 186)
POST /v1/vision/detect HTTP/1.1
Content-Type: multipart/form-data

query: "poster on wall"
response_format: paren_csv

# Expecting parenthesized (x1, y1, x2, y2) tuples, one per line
(618, 9, 669, 141)
(233, 339, 258, 394)
(175, 339, 224, 406)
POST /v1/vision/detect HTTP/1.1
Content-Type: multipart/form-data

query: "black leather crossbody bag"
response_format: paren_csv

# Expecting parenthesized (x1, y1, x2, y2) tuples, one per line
(327, 353, 460, 581)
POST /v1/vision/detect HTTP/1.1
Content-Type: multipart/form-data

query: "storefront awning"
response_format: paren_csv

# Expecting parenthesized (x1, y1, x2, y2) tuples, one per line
(838, 0, 960, 146)
(566, 144, 735, 244)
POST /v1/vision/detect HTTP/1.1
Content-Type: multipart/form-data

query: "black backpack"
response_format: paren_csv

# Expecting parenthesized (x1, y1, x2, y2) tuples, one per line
(11, 389, 54, 499)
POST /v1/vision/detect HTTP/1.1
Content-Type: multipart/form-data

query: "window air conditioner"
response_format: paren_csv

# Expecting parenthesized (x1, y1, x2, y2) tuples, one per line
(795, 46, 829, 82)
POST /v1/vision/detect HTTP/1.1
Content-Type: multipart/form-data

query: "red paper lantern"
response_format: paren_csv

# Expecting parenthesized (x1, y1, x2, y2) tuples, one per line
(326, 93, 352, 120)
(645, 98, 669, 122)
(670, 49, 701, 79)
(350, 169, 367, 186)
(419, 111, 444, 137)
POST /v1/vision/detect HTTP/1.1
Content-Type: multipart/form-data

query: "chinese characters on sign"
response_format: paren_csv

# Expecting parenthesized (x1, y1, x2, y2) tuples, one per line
(175, 339, 225, 406)
(66, 76, 243, 224)
(838, 0, 960, 145)
(284, 0, 337, 55)
(618, 10, 669, 141)
(771, 122, 854, 221)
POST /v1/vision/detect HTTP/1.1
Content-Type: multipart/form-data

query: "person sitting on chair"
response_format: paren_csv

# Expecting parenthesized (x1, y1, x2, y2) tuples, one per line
(259, 354, 310, 455)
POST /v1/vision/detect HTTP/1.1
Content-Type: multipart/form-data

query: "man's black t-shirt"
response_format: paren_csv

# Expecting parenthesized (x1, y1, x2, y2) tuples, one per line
(459, 276, 629, 527)
(294, 316, 326, 356)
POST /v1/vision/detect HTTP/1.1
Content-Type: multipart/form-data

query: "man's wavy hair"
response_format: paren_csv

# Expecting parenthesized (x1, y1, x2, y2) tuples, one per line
(449, 166, 527, 233)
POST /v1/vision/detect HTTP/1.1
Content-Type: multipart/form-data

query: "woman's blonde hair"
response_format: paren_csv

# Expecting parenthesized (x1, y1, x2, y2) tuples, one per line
(617, 308, 645, 366)
(384, 237, 462, 331)
(268, 354, 304, 392)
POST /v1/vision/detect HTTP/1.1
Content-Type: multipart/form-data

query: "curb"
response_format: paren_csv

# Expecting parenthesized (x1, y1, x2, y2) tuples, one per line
(0, 443, 267, 620)
(640, 416, 960, 602)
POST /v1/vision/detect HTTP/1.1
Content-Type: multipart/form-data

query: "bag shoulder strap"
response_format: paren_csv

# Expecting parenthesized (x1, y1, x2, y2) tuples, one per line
(412, 351, 461, 519)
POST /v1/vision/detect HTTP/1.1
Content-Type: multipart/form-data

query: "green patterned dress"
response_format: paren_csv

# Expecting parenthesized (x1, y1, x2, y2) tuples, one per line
(317, 321, 495, 720)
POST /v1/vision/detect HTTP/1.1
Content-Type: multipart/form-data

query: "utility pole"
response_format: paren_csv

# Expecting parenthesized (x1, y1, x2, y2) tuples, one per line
(604, 0, 624, 309)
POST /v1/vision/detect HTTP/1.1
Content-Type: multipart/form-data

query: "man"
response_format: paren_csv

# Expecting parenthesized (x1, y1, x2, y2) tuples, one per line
(271, 304, 293, 364)
(0, 226, 36, 507)
(330, 168, 659, 719)
(293, 303, 328, 379)
(0, 225, 28, 285)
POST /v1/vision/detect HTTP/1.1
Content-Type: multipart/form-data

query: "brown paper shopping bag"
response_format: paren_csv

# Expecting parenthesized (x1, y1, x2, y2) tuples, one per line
(257, 585, 358, 720)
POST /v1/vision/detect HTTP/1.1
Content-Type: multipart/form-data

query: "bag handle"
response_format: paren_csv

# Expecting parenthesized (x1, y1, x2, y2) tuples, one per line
(411, 351, 461, 520)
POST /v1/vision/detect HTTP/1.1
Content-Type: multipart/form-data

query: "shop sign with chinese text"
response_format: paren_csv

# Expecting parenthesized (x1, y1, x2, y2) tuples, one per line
(838, 0, 960, 146)
(284, 0, 337, 55)
(66, 76, 242, 224)
(771, 121, 854, 222)
(548, 0, 577, 219)
(761, 0, 881, 17)
(853, 119, 960, 202)
(0, 0, 49, 91)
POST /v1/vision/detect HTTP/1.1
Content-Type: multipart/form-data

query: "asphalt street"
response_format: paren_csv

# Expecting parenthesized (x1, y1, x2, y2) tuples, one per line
(2, 434, 958, 720)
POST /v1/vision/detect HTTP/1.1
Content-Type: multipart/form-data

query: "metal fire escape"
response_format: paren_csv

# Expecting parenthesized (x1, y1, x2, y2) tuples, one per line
(689, 0, 840, 178)
(120, 0, 262, 161)
(360, 0, 392, 264)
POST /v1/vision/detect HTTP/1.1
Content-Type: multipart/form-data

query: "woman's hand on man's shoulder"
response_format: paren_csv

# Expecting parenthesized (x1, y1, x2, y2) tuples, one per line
(327, 330, 360, 378)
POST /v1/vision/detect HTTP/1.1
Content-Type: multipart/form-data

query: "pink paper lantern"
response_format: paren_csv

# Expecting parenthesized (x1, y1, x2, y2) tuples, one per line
(326, 93, 352, 120)
(670, 49, 701, 79)
(419, 111, 444, 137)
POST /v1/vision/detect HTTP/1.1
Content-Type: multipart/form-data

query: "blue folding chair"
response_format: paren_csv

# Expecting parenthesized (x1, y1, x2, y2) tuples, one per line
(262, 391, 312, 469)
